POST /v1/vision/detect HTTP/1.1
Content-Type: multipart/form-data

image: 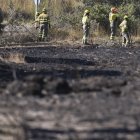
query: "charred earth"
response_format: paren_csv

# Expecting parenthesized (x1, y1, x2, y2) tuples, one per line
(0, 44, 140, 140)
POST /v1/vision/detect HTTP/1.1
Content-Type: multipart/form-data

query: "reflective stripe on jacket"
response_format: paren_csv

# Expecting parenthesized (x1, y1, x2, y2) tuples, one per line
(36, 13, 50, 24)
(119, 20, 128, 32)
(109, 12, 117, 22)
(82, 15, 90, 26)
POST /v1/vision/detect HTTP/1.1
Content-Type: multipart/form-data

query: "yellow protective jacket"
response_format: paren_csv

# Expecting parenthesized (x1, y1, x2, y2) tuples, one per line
(36, 13, 50, 25)
(82, 15, 90, 26)
(109, 12, 118, 22)
(119, 19, 128, 33)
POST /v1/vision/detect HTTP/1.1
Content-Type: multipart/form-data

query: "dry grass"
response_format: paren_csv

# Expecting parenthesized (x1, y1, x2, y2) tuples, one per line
(133, 36, 140, 43)
(0, 0, 84, 16)
(66, 28, 82, 41)
(8, 53, 25, 64)
(0, 53, 25, 64)
(42, 0, 84, 17)
(0, 0, 34, 15)
(0, 0, 139, 44)
(48, 26, 83, 42)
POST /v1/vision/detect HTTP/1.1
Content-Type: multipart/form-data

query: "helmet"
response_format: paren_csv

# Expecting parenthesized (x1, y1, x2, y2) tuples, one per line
(84, 9, 90, 14)
(111, 7, 117, 13)
(42, 8, 47, 12)
(124, 15, 128, 19)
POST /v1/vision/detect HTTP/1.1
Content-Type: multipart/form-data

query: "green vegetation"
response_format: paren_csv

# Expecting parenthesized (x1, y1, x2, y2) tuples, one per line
(83, 1, 140, 36)
(0, 0, 140, 38)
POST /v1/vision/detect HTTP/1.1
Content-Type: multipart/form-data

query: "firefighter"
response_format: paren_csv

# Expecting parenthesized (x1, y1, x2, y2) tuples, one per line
(36, 8, 50, 41)
(109, 7, 118, 40)
(82, 9, 90, 45)
(35, 12, 40, 29)
(119, 15, 130, 47)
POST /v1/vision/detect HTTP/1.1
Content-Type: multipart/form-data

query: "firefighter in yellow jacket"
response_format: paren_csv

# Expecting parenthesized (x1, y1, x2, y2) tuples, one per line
(119, 15, 130, 47)
(36, 8, 50, 41)
(82, 10, 90, 45)
(109, 7, 118, 40)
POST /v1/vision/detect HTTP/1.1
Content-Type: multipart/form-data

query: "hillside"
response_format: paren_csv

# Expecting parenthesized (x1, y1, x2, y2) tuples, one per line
(0, 0, 34, 15)
(0, 1, 140, 140)
(0, 0, 140, 36)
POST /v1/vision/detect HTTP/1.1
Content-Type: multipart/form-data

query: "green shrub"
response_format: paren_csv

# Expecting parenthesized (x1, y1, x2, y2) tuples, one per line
(118, 4, 140, 35)
(83, 2, 140, 36)
(90, 4, 110, 34)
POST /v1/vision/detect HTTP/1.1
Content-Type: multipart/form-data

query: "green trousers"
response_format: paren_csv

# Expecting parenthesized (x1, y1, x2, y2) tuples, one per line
(82, 25, 90, 44)
(39, 23, 49, 41)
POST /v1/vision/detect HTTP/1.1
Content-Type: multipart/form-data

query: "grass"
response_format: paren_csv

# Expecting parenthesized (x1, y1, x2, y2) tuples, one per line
(133, 36, 140, 43)
(0, 0, 34, 17)
(0, 0, 83, 17)
(0, 53, 25, 64)
(0, 0, 140, 44)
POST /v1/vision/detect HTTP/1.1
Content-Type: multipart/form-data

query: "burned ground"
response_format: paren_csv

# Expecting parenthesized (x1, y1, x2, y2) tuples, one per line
(0, 44, 140, 140)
